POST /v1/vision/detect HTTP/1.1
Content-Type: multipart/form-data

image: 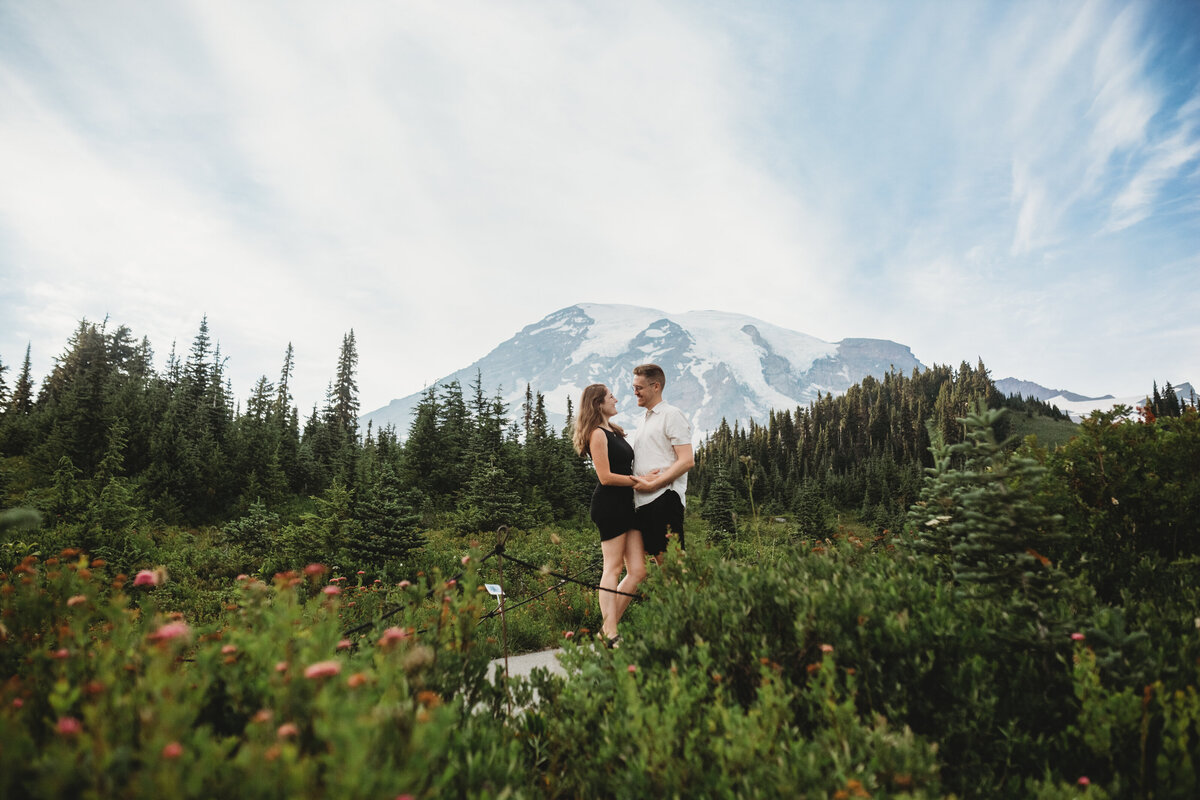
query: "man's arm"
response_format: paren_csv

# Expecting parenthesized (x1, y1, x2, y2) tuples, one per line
(637, 443, 693, 493)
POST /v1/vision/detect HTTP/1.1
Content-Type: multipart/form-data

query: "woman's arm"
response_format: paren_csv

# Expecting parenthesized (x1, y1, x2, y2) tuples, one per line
(589, 428, 636, 487)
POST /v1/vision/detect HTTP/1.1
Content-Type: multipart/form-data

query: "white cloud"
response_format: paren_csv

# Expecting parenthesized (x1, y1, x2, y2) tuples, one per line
(1, 0, 1197, 411)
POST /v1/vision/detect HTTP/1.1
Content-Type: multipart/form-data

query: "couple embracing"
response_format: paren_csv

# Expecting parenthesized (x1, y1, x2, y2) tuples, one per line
(571, 363, 693, 648)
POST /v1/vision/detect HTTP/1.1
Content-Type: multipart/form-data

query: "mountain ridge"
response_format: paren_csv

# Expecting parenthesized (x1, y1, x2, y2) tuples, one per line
(361, 303, 1191, 438)
(361, 303, 924, 440)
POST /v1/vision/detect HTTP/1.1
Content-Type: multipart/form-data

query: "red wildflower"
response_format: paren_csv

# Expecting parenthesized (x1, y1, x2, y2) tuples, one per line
(56, 716, 82, 736)
(162, 741, 184, 760)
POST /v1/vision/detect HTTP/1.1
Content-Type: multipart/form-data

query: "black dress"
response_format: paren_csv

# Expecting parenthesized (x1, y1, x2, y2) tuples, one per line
(590, 427, 636, 542)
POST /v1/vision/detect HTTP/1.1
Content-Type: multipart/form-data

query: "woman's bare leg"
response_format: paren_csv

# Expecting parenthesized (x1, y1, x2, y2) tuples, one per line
(611, 529, 646, 625)
(599, 534, 628, 639)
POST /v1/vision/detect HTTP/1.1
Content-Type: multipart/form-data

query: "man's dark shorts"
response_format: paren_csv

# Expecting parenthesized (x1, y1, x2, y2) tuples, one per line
(635, 490, 684, 556)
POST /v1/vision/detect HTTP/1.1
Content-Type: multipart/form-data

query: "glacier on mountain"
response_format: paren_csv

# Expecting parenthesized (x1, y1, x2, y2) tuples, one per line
(361, 303, 925, 442)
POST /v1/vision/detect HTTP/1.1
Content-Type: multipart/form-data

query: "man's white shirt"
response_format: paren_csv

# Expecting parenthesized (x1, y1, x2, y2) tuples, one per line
(631, 400, 692, 509)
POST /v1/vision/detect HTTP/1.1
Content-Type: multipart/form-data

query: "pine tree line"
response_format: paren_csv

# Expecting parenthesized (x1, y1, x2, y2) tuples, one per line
(693, 360, 1007, 536)
(0, 318, 593, 544)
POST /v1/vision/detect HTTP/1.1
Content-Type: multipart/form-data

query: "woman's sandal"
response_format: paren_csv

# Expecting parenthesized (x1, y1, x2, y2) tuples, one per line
(606, 635, 622, 650)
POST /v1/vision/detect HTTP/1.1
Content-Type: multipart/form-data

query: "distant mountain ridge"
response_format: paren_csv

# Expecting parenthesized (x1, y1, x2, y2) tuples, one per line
(994, 378, 1195, 421)
(361, 304, 1189, 438)
(993, 378, 1112, 404)
(361, 303, 924, 439)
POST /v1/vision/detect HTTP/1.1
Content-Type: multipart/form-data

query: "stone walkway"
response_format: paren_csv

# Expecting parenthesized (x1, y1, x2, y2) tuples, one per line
(488, 647, 566, 680)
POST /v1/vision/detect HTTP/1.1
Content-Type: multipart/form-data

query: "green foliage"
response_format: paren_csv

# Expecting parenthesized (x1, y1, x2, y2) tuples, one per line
(1044, 406, 1200, 603)
(695, 360, 1000, 526)
(454, 459, 528, 534)
(700, 464, 737, 540)
(908, 403, 1069, 638)
(224, 499, 281, 554)
(3, 320, 1199, 797)
(0, 550, 523, 799)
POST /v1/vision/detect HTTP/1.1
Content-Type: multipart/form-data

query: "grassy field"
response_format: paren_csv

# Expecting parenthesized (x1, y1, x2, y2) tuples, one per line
(1006, 409, 1079, 449)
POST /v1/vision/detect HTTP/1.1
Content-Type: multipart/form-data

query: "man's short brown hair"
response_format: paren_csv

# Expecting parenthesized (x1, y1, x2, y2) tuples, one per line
(633, 363, 666, 389)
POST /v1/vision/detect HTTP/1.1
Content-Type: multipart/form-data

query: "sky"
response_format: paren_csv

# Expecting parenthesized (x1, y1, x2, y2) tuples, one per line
(2, 0, 1199, 416)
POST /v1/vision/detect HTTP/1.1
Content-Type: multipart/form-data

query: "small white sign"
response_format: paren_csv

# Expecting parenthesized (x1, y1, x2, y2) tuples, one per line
(484, 583, 504, 597)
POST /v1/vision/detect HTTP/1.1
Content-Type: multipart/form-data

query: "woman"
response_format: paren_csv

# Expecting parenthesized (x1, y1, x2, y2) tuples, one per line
(572, 383, 647, 647)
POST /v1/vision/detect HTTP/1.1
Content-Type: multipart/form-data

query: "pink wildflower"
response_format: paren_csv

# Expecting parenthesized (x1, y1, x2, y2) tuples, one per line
(304, 563, 327, 577)
(56, 716, 82, 736)
(378, 627, 409, 649)
(461, 555, 470, 565)
(52, 648, 70, 659)
(221, 644, 237, 655)
(1071, 632, 1086, 641)
(274, 661, 288, 673)
(149, 621, 191, 643)
(563, 631, 574, 639)
(236, 574, 249, 582)
(67, 594, 87, 607)
(820, 643, 834, 653)
(398, 580, 411, 589)
(357, 570, 365, 575)
(1078, 776, 1090, 786)
(323, 585, 341, 596)
(304, 660, 342, 680)
(162, 741, 184, 760)
(133, 570, 158, 587)
(337, 639, 352, 651)
(627, 664, 637, 674)
(12, 698, 24, 709)
(277, 722, 300, 738)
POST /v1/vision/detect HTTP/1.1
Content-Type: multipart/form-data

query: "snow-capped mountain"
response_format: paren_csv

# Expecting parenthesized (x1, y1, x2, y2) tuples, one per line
(360, 303, 924, 440)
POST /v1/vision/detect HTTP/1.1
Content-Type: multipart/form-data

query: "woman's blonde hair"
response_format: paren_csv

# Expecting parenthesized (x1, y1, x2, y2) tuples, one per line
(572, 383, 625, 455)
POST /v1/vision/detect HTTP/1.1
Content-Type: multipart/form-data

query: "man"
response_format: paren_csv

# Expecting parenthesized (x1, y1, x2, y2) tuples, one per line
(631, 363, 694, 560)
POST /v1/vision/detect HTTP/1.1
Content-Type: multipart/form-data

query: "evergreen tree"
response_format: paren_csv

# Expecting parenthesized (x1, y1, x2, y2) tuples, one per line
(353, 460, 424, 564)
(50, 455, 85, 523)
(793, 479, 833, 539)
(11, 344, 34, 415)
(434, 380, 469, 497)
(455, 458, 525, 533)
(87, 417, 142, 549)
(908, 403, 1068, 638)
(402, 387, 441, 499)
(274, 343, 295, 417)
(701, 465, 737, 540)
(223, 499, 280, 554)
(332, 331, 360, 437)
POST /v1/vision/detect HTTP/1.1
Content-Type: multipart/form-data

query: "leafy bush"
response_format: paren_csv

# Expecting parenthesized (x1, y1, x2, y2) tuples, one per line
(0, 549, 527, 798)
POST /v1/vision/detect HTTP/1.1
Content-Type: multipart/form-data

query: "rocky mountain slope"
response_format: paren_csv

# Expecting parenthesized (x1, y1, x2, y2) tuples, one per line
(361, 303, 924, 440)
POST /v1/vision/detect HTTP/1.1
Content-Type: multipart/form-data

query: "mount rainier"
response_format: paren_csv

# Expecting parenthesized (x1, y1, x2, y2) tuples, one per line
(360, 303, 925, 440)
